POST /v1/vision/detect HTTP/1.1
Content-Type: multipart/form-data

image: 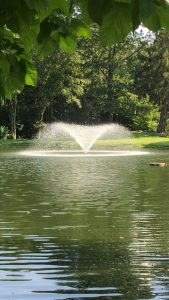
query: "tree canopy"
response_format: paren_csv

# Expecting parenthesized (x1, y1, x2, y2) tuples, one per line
(1, 28, 166, 138)
(1, 0, 169, 100)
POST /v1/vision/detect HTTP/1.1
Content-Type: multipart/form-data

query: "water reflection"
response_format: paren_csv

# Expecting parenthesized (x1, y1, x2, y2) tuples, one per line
(0, 151, 169, 299)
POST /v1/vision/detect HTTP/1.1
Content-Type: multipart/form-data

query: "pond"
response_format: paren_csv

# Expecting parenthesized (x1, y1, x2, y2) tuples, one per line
(0, 147, 169, 300)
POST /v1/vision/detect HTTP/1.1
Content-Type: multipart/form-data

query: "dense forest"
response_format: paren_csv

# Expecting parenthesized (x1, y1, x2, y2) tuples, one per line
(0, 28, 169, 139)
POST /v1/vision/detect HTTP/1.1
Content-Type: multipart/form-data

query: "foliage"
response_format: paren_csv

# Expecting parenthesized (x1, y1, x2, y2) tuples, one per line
(135, 30, 169, 132)
(0, 125, 8, 139)
(16, 48, 90, 136)
(0, 26, 37, 100)
(1, 29, 159, 136)
(2, 26, 169, 135)
(118, 92, 160, 130)
(1, 0, 169, 99)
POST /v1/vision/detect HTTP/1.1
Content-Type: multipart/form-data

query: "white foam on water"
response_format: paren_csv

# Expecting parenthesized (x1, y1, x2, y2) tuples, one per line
(18, 150, 151, 157)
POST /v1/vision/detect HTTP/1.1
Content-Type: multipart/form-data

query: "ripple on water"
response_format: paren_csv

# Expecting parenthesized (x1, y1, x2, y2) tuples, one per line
(0, 150, 169, 299)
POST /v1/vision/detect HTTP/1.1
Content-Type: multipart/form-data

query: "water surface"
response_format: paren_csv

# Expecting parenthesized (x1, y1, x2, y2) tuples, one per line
(0, 147, 169, 299)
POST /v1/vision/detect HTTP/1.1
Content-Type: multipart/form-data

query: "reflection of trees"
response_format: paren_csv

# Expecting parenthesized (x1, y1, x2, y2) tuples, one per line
(52, 241, 152, 300)
(128, 162, 169, 298)
(0, 235, 152, 299)
(0, 154, 169, 298)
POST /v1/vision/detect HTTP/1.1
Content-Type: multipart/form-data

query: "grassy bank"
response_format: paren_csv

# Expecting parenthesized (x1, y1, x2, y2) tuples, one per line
(1, 132, 169, 150)
(130, 132, 169, 149)
(94, 132, 169, 150)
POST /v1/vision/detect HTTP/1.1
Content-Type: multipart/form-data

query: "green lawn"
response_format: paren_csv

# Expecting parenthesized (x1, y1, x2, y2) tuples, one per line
(131, 132, 169, 149)
(94, 132, 169, 150)
(1, 132, 169, 150)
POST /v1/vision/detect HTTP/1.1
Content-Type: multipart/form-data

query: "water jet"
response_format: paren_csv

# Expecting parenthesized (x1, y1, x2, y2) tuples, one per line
(38, 122, 131, 153)
(19, 122, 151, 157)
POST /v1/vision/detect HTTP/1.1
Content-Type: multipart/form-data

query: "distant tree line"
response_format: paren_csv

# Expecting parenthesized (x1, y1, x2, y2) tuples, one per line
(0, 28, 169, 139)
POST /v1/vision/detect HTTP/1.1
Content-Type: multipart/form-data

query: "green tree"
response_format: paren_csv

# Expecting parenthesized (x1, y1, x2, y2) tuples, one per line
(17, 49, 89, 136)
(76, 29, 158, 129)
(135, 30, 169, 132)
(0, 27, 164, 136)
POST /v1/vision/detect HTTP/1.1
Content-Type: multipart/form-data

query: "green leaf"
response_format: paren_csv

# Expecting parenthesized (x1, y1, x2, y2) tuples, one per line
(51, 29, 77, 54)
(24, 0, 46, 12)
(47, 0, 68, 13)
(59, 34, 77, 54)
(87, 0, 112, 25)
(0, 71, 5, 99)
(157, 3, 169, 31)
(131, 0, 140, 31)
(139, 0, 152, 18)
(0, 52, 10, 76)
(39, 0, 69, 20)
(2, 26, 15, 43)
(25, 64, 37, 86)
(37, 37, 56, 58)
(142, 12, 160, 31)
(77, 0, 92, 24)
(6, 2, 35, 36)
(3, 83, 14, 100)
(1, 2, 40, 52)
(100, 3, 132, 46)
(114, 0, 132, 2)
(4, 68, 26, 99)
(142, 1, 169, 32)
(71, 19, 91, 38)
(20, 22, 40, 52)
(38, 20, 55, 44)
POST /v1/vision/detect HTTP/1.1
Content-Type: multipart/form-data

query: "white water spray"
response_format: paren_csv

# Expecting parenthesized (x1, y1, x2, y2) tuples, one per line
(38, 122, 130, 153)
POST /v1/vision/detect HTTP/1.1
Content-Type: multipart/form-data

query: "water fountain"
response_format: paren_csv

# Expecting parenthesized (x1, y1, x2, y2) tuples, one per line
(39, 122, 131, 153)
(19, 122, 150, 157)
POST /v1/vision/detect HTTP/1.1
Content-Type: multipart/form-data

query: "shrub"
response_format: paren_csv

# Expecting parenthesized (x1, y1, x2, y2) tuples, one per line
(0, 126, 9, 139)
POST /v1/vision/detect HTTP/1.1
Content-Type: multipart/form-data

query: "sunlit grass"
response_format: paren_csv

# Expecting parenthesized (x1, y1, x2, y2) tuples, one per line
(94, 133, 169, 149)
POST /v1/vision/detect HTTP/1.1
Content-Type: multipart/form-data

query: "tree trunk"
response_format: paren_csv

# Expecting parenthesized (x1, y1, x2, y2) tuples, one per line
(107, 48, 113, 105)
(38, 106, 46, 123)
(106, 46, 116, 121)
(10, 94, 17, 139)
(157, 94, 169, 133)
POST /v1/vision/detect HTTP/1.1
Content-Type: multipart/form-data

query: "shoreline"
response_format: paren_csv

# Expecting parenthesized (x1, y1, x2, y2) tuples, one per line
(1, 132, 169, 150)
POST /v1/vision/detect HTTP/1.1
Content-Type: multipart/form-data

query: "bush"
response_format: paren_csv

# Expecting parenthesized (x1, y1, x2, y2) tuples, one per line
(118, 92, 160, 131)
(0, 126, 9, 139)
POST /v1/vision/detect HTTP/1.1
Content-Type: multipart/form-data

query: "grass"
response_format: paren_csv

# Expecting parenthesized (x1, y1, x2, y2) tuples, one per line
(92, 133, 169, 150)
(1, 132, 169, 150)
(131, 132, 169, 149)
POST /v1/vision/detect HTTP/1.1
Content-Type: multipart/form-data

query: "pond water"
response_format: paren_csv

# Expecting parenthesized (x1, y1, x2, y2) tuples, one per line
(0, 147, 169, 300)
